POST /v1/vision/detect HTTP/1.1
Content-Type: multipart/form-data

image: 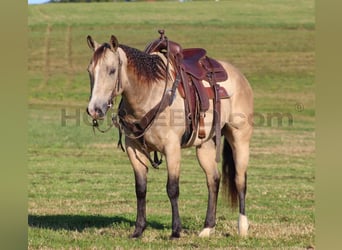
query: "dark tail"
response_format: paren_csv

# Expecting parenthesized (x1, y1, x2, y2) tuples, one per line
(221, 139, 238, 209)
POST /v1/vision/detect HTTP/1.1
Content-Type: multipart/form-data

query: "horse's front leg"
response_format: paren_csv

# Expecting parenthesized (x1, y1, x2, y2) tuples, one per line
(165, 143, 182, 238)
(125, 138, 149, 238)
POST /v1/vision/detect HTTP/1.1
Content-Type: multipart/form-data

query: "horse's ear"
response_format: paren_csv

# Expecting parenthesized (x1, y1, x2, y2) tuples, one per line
(110, 35, 119, 51)
(87, 35, 99, 51)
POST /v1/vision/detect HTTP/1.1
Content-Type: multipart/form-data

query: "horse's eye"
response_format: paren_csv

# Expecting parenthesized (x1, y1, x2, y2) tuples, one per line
(109, 68, 116, 75)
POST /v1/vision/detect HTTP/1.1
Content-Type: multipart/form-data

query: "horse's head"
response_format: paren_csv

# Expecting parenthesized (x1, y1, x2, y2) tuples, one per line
(86, 35, 122, 120)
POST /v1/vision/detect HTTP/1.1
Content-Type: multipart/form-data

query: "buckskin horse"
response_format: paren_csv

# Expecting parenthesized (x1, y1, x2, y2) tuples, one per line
(86, 30, 253, 239)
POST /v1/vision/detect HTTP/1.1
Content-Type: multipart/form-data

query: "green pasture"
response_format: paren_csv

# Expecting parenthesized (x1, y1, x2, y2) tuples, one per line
(28, 0, 315, 249)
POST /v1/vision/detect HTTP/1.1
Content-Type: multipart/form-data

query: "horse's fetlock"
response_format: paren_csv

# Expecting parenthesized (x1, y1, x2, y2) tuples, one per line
(136, 190, 146, 199)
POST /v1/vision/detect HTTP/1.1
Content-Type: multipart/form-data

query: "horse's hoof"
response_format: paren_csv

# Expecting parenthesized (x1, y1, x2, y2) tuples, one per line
(129, 230, 143, 239)
(238, 214, 249, 236)
(199, 227, 215, 237)
(170, 232, 181, 239)
(129, 233, 141, 239)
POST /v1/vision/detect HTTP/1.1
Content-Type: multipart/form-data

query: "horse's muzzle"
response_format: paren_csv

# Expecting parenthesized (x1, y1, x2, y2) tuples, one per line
(87, 98, 113, 120)
(86, 106, 105, 120)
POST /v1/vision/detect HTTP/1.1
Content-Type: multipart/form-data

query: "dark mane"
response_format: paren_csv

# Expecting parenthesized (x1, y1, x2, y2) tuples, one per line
(92, 43, 167, 84)
(119, 44, 167, 84)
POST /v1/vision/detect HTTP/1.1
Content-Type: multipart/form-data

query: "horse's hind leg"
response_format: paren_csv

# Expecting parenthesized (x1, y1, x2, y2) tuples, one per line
(222, 126, 252, 236)
(233, 140, 250, 236)
(196, 139, 221, 237)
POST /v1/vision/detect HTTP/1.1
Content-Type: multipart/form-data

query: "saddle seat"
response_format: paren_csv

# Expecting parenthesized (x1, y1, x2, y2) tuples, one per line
(182, 48, 207, 79)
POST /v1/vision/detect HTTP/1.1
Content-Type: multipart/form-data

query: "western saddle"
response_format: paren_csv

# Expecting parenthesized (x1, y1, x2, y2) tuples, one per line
(144, 30, 230, 162)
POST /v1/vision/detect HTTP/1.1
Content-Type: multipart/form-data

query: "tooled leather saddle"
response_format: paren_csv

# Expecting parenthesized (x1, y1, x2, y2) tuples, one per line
(144, 30, 230, 162)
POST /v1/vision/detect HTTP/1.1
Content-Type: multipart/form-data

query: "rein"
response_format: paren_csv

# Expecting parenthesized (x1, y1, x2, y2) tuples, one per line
(92, 118, 114, 134)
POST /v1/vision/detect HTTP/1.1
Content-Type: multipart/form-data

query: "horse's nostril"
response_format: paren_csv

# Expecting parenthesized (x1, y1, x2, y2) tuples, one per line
(94, 107, 104, 117)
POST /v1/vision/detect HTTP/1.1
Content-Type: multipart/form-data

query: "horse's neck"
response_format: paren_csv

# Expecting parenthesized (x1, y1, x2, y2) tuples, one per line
(121, 73, 165, 120)
(119, 49, 170, 119)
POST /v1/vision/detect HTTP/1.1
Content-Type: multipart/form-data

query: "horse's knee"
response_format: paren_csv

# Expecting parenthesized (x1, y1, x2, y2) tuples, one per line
(134, 174, 147, 198)
(135, 184, 146, 198)
(167, 177, 179, 199)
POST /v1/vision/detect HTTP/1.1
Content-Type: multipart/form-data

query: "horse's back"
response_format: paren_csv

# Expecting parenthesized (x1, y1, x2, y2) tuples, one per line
(219, 60, 253, 113)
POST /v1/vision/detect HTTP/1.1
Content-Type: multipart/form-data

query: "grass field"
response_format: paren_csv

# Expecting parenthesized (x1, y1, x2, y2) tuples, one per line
(28, 1, 315, 249)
